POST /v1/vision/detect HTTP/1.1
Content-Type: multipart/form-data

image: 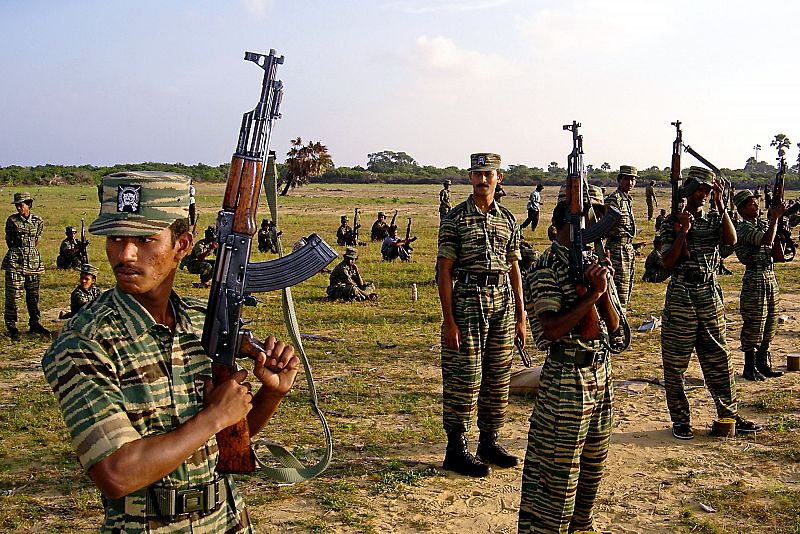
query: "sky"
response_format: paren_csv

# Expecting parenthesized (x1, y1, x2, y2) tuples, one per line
(2, 0, 798, 172)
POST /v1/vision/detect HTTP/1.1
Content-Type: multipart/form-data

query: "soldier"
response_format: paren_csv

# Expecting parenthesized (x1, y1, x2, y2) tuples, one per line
(604, 165, 638, 310)
(494, 183, 507, 203)
(660, 166, 761, 440)
(179, 225, 217, 288)
(520, 184, 544, 234)
(327, 246, 378, 301)
(645, 179, 658, 220)
(370, 212, 389, 242)
(381, 225, 413, 262)
(336, 215, 357, 247)
(42, 171, 298, 532)
(642, 235, 668, 283)
(733, 190, 785, 381)
(56, 226, 86, 269)
(3, 191, 49, 340)
(59, 263, 102, 320)
(257, 219, 280, 254)
(188, 178, 198, 234)
(439, 180, 452, 220)
(654, 208, 667, 232)
(437, 152, 525, 478)
(518, 185, 620, 534)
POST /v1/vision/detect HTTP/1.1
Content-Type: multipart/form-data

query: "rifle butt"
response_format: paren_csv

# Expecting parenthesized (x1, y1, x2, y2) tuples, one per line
(212, 363, 257, 474)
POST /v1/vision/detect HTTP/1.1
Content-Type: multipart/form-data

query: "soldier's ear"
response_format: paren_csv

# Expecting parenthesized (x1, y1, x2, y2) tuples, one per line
(175, 231, 194, 259)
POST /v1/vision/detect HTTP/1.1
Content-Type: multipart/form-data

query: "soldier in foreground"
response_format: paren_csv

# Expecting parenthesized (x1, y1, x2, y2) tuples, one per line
(646, 179, 658, 220)
(370, 211, 389, 242)
(56, 226, 85, 269)
(733, 190, 785, 380)
(3, 191, 49, 340)
(604, 165, 638, 311)
(439, 180, 452, 220)
(519, 185, 619, 534)
(59, 263, 102, 320)
(659, 166, 761, 440)
(42, 172, 299, 532)
(327, 246, 378, 301)
(437, 152, 525, 478)
(179, 225, 217, 288)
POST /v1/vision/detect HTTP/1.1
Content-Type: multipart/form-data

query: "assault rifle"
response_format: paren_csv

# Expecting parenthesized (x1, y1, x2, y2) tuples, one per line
(353, 207, 361, 245)
(772, 152, 800, 262)
(202, 50, 337, 474)
(669, 120, 690, 259)
(390, 209, 398, 228)
(405, 217, 417, 250)
(77, 218, 89, 265)
(563, 121, 621, 342)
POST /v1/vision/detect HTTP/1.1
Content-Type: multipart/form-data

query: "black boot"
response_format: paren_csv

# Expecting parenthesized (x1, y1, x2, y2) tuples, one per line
(442, 433, 491, 477)
(29, 322, 51, 337)
(8, 327, 19, 341)
(743, 351, 765, 381)
(476, 431, 519, 468)
(756, 349, 784, 378)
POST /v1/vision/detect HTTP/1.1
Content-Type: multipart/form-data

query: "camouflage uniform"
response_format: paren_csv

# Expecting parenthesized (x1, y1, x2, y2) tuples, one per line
(659, 209, 737, 424)
(735, 217, 779, 353)
(437, 194, 520, 435)
(642, 248, 668, 283)
(180, 238, 215, 284)
(2, 202, 45, 332)
(43, 289, 252, 533)
(326, 255, 375, 301)
(57, 236, 84, 269)
(70, 284, 102, 316)
(439, 183, 452, 220)
(645, 182, 657, 220)
(370, 215, 389, 242)
(336, 222, 355, 247)
(605, 186, 636, 309)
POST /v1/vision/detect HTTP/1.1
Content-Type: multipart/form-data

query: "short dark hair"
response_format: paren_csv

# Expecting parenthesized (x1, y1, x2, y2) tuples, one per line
(552, 201, 569, 230)
(169, 218, 190, 245)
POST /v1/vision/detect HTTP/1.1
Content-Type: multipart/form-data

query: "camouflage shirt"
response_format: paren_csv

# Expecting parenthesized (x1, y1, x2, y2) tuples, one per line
(659, 209, 723, 275)
(524, 241, 605, 352)
(69, 284, 102, 315)
(328, 260, 360, 290)
(371, 220, 389, 242)
(42, 288, 251, 533)
(2, 212, 44, 274)
(437, 195, 521, 272)
(605, 188, 636, 239)
(439, 188, 451, 209)
(180, 238, 215, 271)
(58, 237, 84, 269)
(735, 218, 773, 272)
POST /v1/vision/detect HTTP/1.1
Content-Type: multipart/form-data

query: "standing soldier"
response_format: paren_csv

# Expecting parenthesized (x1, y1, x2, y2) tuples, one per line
(660, 166, 761, 439)
(604, 166, 638, 310)
(3, 192, 49, 340)
(520, 184, 544, 234)
(59, 263, 102, 320)
(646, 179, 658, 220)
(56, 226, 84, 269)
(370, 212, 389, 242)
(439, 180, 452, 220)
(518, 185, 620, 534)
(733, 190, 785, 381)
(179, 226, 217, 288)
(437, 152, 526, 478)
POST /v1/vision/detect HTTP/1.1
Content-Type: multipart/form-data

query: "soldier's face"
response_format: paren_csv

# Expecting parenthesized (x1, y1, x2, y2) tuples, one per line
(79, 273, 95, 290)
(618, 175, 635, 193)
(106, 226, 192, 298)
(469, 170, 501, 200)
(15, 203, 30, 217)
(739, 197, 759, 219)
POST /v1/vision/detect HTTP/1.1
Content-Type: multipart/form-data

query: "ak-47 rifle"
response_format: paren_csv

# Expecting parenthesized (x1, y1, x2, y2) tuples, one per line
(771, 151, 800, 262)
(390, 210, 398, 228)
(562, 121, 622, 342)
(669, 120, 690, 260)
(353, 208, 361, 246)
(77, 218, 89, 265)
(405, 217, 417, 250)
(202, 50, 337, 474)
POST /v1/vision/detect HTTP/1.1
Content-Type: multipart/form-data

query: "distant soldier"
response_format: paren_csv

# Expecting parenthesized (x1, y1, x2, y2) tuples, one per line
(604, 165, 638, 310)
(327, 247, 377, 301)
(654, 208, 667, 232)
(59, 263, 101, 320)
(188, 179, 198, 233)
(439, 180, 452, 220)
(763, 183, 772, 208)
(56, 226, 86, 270)
(257, 219, 280, 254)
(370, 212, 389, 242)
(520, 184, 544, 234)
(733, 190, 785, 381)
(646, 179, 658, 220)
(381, 225, 413, 262)
(660, 166, 761, 440)
(494, 183, 507, 203)
(3, 192, 49, 340)
(642, 235, 668, 283)
(336, 215, 358, 247)
(179, 226, 217, 288)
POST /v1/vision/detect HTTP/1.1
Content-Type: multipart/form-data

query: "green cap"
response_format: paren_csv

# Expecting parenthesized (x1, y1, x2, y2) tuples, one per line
(89, 171, 191, 236)
(557, 184, 605, 206)
(79, 263, 99, 277)
(11, 192, 33, 204)
(733, 189, 754, 208)
(377, 212, 385, 218)
(469, 153, 501, 172)
(344, 246, 358, 259)
(618, 165, 638, 178)
(340, 215, 348, 222)
(679, 166, 716, 198)
(65, 226, 77, 233)
(443, 180, 451, 186)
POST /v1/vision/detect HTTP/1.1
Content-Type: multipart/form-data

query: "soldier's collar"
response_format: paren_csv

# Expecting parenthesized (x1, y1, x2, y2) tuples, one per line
(111, 288, 193, 338)
(466, 195, 499, 215)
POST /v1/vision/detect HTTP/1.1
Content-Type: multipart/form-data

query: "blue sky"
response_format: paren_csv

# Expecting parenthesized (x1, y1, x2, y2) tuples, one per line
(2, 0, 798, 172)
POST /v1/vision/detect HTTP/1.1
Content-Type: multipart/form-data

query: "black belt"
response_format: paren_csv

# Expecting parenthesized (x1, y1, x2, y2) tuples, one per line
(456, 271, 505, 286)
(606, 236, 632, 244)
(548, 345, 607, 368)
(673, 270, 715, 284)
(107, 477, 227, 519)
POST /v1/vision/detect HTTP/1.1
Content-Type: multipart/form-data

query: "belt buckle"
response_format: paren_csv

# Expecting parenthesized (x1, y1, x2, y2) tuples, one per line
(178, 488, 205, 515)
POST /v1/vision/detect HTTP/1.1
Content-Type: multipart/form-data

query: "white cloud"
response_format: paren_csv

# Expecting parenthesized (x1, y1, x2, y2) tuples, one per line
(413, 35, 517, 80)
(386, 0, 514, 15)
(241, 0, 274, 19)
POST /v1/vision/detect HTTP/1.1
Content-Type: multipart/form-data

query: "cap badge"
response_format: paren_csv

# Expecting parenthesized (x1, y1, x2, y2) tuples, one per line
(117, 185, 142, 213)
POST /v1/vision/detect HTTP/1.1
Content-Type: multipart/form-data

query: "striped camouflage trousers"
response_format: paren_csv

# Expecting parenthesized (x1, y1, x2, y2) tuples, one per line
(518, 355, 612, 534)
(661, 279, 737, 424)
(441, 282, 514, 434)
(607, 242, 634, 309)
(4, 271, 41, 329)
(739, 269, 779, 352)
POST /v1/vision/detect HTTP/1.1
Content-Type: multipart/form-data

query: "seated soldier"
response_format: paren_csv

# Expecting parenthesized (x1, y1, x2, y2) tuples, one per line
(179, 226, 217, 288)
(257, 219, 280, 254)
(370, 212, 389, 242)
(59, 263, 102, 320)
(336, 215, 357, 247)
(326, 247, 378, 301)
(381, 225, 413, 262)
(56, 226, 86, 269)
(642, 235, 669, 283)
(654, 209, 667, 232)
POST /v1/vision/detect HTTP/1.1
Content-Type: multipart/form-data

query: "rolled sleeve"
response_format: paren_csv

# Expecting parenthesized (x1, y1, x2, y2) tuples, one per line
(530, 269, 562, 317)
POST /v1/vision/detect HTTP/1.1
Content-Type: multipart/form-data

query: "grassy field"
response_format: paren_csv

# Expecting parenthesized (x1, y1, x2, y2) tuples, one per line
(0, 182, 799, 533)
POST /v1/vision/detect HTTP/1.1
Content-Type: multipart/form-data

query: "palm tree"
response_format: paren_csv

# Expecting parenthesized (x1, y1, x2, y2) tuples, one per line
(770, 134, 791, 158)
(280, 138, 334, 196)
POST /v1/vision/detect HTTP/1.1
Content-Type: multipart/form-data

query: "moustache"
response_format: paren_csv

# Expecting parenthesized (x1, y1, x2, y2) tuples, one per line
(113, 263, 141, 275)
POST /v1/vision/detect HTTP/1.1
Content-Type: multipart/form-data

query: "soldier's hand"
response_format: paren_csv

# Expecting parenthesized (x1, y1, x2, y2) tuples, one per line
(768, 202, 786, 220)
(203, 369, 253, 430)
(443, 320, 461, 352)
(675, 212, 692, 235)
(584, 263, 609, 295)
(602, 249, 616, 278)
(253, 336, 299, 396)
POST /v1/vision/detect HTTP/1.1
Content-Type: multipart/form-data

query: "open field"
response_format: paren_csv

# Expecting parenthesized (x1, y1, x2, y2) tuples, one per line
(1, 182, 800, 533)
